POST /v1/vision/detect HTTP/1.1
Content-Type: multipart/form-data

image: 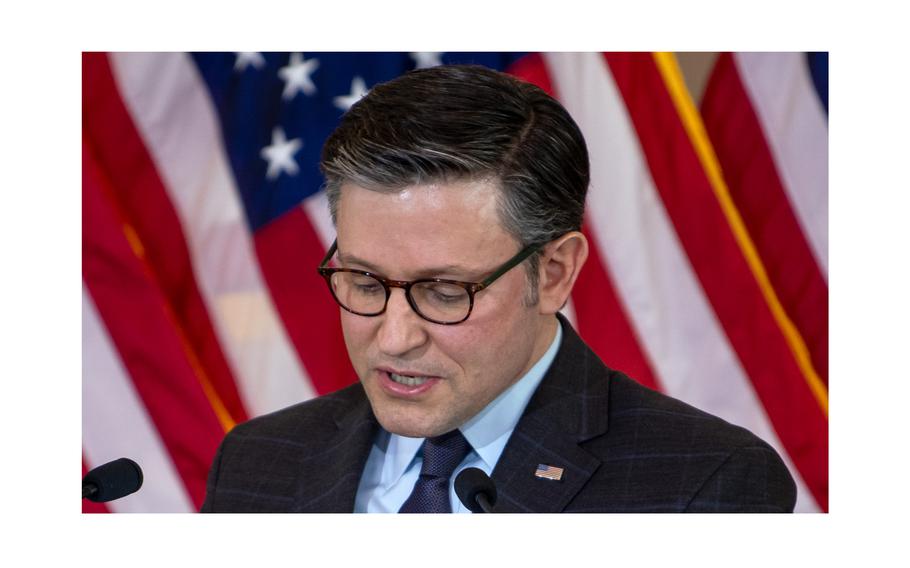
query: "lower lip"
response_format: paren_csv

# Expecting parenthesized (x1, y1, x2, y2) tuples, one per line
(378, 370, 441, 398)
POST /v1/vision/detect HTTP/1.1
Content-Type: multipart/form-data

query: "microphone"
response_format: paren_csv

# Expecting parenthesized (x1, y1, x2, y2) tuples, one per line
(454, 467, 497, 513)
(82, 458, 144, 503)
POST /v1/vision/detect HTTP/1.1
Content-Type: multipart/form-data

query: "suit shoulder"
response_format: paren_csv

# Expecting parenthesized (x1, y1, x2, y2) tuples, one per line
(228, 382, 366, 441)
(607, 369, 768, 450)
(601, 370, 796, 511)
(202, 382, 373, 513)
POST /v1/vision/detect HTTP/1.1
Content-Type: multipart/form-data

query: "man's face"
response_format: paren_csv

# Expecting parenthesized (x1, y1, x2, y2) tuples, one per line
(334, 179, 553, 438)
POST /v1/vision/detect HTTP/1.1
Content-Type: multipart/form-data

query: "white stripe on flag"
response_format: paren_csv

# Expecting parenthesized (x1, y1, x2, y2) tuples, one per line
(544, 52, 819, 512)
(82, 285, 194, 513)
(735, 52, 828, 278)
(109, 53, 316, 417)
(303, 191, 336, 250)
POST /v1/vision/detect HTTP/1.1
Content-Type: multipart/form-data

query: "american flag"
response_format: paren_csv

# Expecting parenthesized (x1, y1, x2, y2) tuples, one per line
(535, 464, 565, 481)
(82, 52, 828, 513)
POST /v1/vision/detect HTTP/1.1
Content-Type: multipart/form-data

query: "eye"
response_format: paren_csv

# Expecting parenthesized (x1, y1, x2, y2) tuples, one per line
(430, 289, 462, 303)
(421, 282, 467, 304)
(350, 276, 383, 294)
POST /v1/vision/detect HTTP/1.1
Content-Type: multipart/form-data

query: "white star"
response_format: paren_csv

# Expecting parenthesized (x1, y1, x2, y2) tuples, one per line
(333, 76, 369, 111)
(410, 52, 444, 69)
(278, 52, 320, 100)
(260, 127, 303, 180)
(234, 52, 265, 71)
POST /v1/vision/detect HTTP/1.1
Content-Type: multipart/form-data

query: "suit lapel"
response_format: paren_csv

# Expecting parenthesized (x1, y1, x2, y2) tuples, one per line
(491, 317, 611, 513)
(292, 385, 379, 512)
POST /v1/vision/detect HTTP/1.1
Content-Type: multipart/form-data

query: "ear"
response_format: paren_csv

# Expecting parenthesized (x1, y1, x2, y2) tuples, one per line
(537, 231, 589, 315)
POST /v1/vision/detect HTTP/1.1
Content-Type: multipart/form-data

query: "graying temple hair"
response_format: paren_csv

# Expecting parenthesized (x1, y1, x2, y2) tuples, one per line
(320, 64, 590, 304)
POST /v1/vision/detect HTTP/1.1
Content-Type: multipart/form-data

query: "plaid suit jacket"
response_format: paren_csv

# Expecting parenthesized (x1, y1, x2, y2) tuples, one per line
(201, 317, 796, 512)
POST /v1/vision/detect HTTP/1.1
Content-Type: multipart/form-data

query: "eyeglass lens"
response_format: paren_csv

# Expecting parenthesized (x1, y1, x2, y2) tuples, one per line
(329, 272, 471, 323)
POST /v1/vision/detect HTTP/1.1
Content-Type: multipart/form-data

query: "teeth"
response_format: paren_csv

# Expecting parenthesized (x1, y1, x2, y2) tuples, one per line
(389, 372, 430, 387)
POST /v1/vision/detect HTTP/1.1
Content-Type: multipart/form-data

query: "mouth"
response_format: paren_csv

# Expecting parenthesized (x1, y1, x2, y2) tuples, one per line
(377, 368, 442, 397)
(389, 372, 431, 387)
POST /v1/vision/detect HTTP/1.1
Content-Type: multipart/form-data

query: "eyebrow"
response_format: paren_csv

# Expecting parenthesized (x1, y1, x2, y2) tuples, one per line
(337, 251, 483, 280)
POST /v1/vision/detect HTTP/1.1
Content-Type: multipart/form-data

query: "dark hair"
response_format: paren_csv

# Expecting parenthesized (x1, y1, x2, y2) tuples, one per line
(320, 64, 589, 304)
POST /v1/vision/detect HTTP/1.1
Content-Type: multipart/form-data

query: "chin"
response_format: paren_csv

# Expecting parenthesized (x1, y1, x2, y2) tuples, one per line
(373, 407, 459, 439)
(362, 378, 465, 438)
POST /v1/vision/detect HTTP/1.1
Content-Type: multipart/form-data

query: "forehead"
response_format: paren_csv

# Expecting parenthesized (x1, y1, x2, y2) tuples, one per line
(334, 179, 518, 274)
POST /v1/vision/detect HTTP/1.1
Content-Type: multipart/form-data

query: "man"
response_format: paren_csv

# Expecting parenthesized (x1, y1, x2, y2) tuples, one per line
(201, 64, 796, 513)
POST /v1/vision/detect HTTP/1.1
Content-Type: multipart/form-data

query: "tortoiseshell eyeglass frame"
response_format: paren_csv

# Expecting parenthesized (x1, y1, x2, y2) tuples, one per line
(316, 239, 542, 325)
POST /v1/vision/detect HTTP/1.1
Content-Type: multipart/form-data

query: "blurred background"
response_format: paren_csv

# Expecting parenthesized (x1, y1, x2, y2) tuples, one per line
(82, 52, 828, 512)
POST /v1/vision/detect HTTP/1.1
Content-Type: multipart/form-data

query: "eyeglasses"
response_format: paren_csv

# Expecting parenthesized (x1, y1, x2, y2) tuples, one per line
(317, 239, 541, 325)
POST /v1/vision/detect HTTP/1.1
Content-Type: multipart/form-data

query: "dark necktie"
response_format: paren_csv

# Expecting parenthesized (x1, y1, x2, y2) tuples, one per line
(399, 429, 471, 513)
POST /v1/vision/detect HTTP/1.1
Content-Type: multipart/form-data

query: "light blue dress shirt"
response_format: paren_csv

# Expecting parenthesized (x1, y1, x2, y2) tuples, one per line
(354, 323, 563, 513)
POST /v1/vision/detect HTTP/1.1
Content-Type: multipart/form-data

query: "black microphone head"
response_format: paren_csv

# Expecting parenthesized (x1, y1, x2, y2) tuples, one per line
(454, 467, 497, 513)
(82, 458, 143, 503)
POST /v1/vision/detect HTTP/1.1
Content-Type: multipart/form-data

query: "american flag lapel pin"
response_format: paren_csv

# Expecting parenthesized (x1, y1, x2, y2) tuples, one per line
(535, 463, 564, 481)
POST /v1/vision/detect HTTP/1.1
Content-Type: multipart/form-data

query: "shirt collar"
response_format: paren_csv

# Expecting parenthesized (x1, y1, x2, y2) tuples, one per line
(381, 321, 563, 484)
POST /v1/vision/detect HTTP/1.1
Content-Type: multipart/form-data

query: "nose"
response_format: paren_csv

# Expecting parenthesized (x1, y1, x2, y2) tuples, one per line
(376, 288, 428, 357)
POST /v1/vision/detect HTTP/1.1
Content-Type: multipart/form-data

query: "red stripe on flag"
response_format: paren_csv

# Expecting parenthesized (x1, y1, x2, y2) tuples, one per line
(83, 140, 225, 509)
(82, 53, 249, 426)
(574, 224, 663, 391)
(604, 53, 828, 510)
(82, 457, 110, 514)
(701, 53, 828, 384)
(254, 208, 357, 395)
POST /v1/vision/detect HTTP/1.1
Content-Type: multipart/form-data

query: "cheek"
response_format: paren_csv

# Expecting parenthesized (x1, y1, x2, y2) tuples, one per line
(432, 318, 511, 376)
(452, 292, 538, 372)
(340, 314, 377, 366)
(432, 326, 481, 359)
